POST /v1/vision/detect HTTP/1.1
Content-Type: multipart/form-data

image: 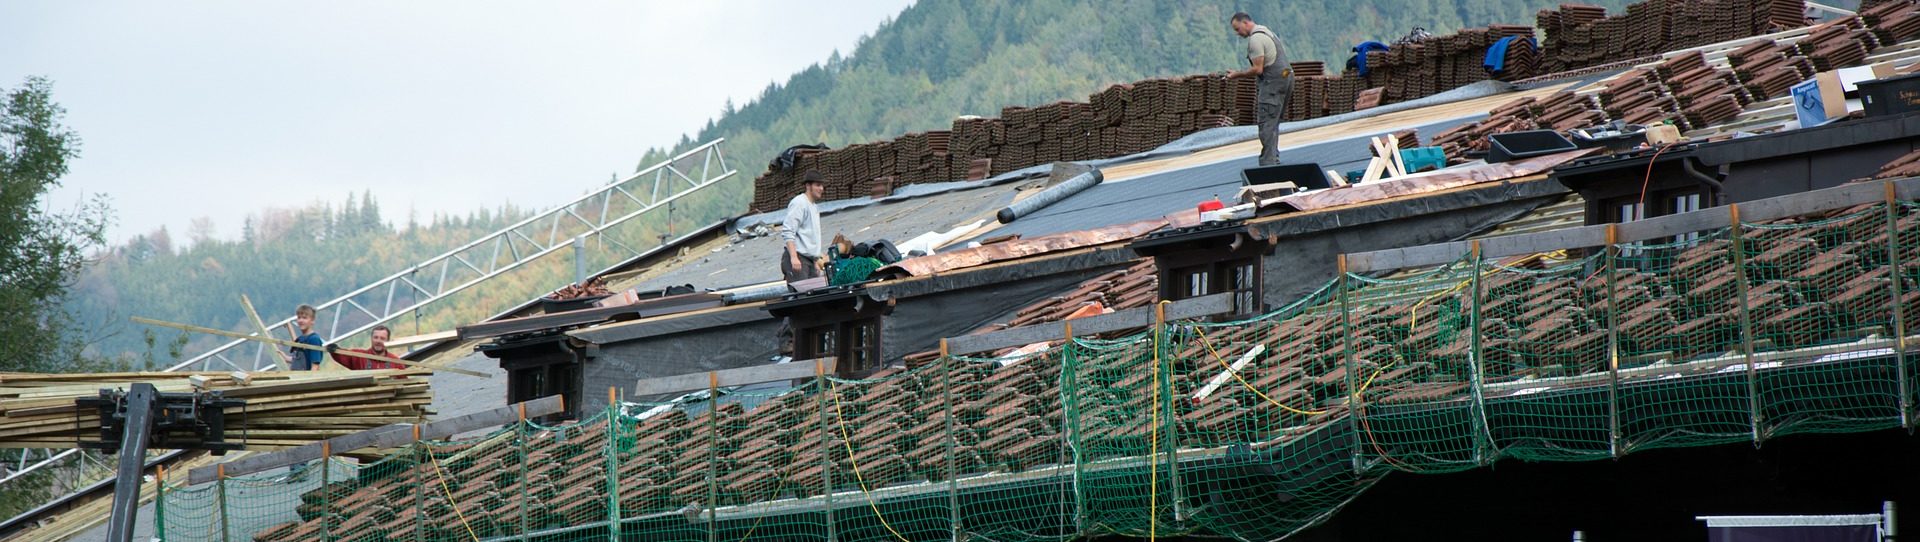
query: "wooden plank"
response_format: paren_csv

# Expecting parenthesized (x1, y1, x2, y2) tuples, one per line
(1351, 224, 1614, 272)
(1344, 240, 1473, 273)
(130, 316, 489, 377)
(632, 358, 841, 398)
(385, 329, 458, 349)
(217, 376, 377, 398)
(945, 293, 1235, 356)
(1481, 225, 1610, 260)
(188, 395, 563, 484)
(240, 294, 292, 372)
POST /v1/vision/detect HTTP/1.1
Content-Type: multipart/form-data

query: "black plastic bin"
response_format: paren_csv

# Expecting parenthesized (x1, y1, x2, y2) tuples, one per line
(1241, 162, 1330, 190)
(1860, 72, 1920, 118)
(1486, 130, 1577, 163)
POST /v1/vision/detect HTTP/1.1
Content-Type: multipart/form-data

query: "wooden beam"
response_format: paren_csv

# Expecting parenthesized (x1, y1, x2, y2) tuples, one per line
(385, 329, 458, 349)
(187, 395, 563, 484)
(239, 294, 290, 372)
(131, 316, 489, 378)
(632, 358, 840, 398)
(944, 293, 1235, 356)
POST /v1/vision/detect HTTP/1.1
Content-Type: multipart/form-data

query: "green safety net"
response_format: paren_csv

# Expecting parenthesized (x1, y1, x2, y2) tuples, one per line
(159, 199, 1920, 542)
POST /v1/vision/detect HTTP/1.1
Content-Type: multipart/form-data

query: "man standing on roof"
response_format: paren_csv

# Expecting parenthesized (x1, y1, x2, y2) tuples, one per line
(330, 325, 399, 370)
(776, 171, 826, 358)
(781, 171, 826, 285)
(1230, 12, 1293, 166)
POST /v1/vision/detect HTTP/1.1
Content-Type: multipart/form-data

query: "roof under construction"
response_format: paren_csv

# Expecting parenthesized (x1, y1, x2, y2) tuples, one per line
(41, 1, 1920, 541)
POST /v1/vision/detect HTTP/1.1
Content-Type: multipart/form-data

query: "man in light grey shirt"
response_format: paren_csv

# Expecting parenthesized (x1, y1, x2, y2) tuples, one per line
(780, 171, 826, 284)
(1230, 12, 1293, 166)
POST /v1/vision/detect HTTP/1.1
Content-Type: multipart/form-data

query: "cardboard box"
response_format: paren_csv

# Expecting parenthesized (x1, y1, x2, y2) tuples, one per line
(1793, 66, 1881, 128)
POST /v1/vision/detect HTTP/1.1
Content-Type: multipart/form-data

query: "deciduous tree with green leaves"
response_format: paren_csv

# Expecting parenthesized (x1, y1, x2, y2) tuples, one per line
(1, 76, 108, 374)
(0, 75, 112, 521)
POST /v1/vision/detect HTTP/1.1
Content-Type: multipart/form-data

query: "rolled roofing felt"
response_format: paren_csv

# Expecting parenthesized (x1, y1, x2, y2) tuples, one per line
(996, 169, 1103, 224)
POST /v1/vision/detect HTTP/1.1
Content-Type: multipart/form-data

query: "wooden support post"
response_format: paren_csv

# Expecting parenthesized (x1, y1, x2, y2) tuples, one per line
(606, 387, 621, 542)
(1888, 182, 1913, 429)
(705, 375, 720, 542)
(320, 442, 332, 542)
(1730, 204, 1764, 445)
(941, 340, 960, 541)
(516, 408, 530, 540)
(413, 437, 425, 542)
(154, 465, 167, 541)
(217, 464, 230, 542)
(1338, 255, 1364, 473)
(817, 360, 837, 541)
(1467, 240, 1493, 465)
(1062, 323, 1086, 534)
(1604, 225, 1625, 457)
(1157, 303, 1183, 521)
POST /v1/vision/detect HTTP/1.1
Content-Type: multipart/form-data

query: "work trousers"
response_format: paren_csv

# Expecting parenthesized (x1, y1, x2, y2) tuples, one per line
(1255, 71, 1294, 166)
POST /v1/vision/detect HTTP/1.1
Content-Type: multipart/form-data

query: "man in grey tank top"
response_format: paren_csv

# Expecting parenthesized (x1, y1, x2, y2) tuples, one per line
(1230, 12, 1293, 166)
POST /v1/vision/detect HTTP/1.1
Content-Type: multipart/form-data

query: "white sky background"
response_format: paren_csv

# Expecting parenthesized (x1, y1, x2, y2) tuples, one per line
(0, 1, 913, 245)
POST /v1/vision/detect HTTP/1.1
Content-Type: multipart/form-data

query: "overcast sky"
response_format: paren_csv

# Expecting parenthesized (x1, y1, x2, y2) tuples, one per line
(1, 1, 913, 245)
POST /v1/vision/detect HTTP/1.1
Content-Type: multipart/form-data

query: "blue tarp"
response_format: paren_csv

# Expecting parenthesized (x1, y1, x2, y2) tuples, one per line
(1484, 36, 1537, 74)
(1353, 41, 1390, 76)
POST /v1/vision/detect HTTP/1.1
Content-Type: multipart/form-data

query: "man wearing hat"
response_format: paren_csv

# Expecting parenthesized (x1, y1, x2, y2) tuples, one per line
(781, 170, 826, 284)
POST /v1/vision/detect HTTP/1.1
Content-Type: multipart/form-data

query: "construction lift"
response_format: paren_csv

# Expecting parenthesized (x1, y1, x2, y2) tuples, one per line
(77, 383, 246, 542)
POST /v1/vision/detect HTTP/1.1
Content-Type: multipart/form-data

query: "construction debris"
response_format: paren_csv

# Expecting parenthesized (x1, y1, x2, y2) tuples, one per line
(546, 277, 613, 301)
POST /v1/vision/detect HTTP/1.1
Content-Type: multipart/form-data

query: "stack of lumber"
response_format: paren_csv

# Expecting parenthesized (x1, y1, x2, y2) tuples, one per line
(0, 369, 433, 450)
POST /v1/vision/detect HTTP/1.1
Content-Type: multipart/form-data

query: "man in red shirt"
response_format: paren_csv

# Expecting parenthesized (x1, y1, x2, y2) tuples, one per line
(331, 325, 399, 370)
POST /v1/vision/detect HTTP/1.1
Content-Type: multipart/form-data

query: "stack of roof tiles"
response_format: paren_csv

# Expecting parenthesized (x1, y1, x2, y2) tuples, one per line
(1360, 25, 1542, 105)
(1872, 147, 1920, 179)
(1436, 5, 1920, 164)
(902, 260, 1160, 369)
(754, 0, 1825, 210)
(1430, 89, 1601, 159)
(752, 24, 1552, 210)
(752, 74, 1252, 211)
(1536, 0, 1809, 74)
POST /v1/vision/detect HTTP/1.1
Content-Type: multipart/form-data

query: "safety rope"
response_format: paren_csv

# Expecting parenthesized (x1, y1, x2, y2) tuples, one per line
(826, 378, 914, 542)
(735, 473, 793, 541)
(1408, 252, 1551, 328)
(1193, 325, 1328, 416)
(426, 449, 482, 542)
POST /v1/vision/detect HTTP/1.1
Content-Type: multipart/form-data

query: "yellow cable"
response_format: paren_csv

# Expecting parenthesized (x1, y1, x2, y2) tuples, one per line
(1193, 326, 1327, 416)
(826, 378, 913, 542)
(736, 472, 792, 541)
(1408, 252, 1545, 328)
(1149, 300, 1171, 541)
(425, 451, 482, 542)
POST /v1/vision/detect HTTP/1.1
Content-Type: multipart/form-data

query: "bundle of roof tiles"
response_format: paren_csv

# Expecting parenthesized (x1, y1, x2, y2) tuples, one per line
(1437, 2, 1920, 164)
(1536, 0, 1809, 73)
(1359, 25, 1543, 105)
(752, 74, 1254, 211)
